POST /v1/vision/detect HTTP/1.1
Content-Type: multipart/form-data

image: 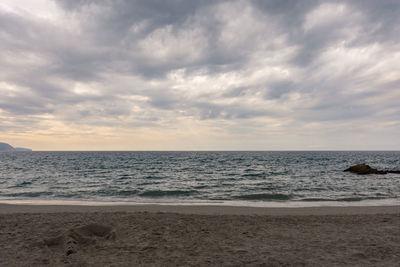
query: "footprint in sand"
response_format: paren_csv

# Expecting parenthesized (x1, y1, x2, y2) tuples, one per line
(43, 223, 116, 256)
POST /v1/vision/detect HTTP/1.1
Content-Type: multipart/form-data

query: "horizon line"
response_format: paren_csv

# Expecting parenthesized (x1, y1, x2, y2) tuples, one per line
(11, 149, 400, 152)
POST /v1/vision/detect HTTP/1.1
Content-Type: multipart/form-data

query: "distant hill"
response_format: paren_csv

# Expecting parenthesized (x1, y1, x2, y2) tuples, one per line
(0, 142, 32, 152)
(0, 142, 14, 151)
(15, 147, 33, 151)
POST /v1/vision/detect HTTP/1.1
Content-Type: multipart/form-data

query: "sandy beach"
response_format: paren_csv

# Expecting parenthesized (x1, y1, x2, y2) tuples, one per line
(0, 204, 399, 266)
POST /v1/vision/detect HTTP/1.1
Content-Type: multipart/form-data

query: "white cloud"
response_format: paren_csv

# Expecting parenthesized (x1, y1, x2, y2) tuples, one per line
(303, 3, 361, 32)
(138, 23, 207, 64)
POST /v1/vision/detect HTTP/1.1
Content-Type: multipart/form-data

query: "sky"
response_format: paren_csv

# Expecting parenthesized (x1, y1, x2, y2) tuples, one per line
(0, 0, 399, 150)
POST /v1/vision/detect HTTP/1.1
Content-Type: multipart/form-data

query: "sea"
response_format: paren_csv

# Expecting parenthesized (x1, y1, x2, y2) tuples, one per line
(0, 151, 399, 207)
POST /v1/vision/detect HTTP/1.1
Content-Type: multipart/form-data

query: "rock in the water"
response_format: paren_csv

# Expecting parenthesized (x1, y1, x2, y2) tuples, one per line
(344, 164, 387, 175)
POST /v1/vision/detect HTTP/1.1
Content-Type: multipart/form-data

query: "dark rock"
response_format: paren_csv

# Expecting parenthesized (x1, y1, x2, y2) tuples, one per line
(344, 164, 400, 175)
(344, 164, 387, 174)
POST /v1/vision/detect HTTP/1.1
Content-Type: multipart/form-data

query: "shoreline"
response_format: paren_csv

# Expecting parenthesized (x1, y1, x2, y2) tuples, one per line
(1, 202, 399, 215)
(0, 197, 399, 208)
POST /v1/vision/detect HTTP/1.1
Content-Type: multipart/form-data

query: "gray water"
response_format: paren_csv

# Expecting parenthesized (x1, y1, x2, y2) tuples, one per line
(0, 151, 399, 206)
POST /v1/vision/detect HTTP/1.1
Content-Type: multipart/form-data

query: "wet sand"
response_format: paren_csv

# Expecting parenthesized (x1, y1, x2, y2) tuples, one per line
(0, 204, 399, 266)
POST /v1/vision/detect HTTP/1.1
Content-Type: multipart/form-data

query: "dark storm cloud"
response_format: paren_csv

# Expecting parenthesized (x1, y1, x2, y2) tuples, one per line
(56, 0, 221, 43)
(253, 0, 400, 65)
(52, 0, 268, 78)
(0, 0, 399, 138)
(349, 0, 400, 43)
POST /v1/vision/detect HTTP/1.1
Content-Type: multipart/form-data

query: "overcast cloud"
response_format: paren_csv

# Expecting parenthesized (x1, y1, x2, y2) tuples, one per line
(1, 0, 399, 150)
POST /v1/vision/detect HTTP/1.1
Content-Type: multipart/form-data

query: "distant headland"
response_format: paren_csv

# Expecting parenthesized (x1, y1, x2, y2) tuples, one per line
(0, 142, 32, 152)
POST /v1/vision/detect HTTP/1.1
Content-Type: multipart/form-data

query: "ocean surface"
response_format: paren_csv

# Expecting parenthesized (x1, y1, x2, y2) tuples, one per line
(0, 151, 399, 207)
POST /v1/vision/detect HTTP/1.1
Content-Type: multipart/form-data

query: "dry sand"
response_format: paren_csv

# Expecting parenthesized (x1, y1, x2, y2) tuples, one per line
(0, 204, 399, 266)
